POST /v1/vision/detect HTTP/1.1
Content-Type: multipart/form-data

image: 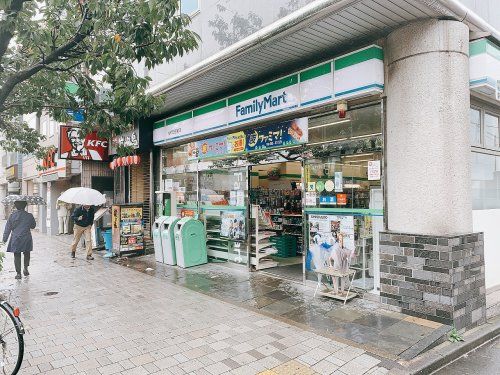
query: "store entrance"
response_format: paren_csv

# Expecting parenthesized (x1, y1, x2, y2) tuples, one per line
(249, 161, 304, 282)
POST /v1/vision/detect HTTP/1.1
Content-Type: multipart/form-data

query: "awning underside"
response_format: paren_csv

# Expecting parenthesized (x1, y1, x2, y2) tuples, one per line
(150, 0, 496, 118)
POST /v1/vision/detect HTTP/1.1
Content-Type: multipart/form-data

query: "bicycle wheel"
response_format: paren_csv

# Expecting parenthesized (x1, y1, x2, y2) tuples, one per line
(0, 302, 23, 375)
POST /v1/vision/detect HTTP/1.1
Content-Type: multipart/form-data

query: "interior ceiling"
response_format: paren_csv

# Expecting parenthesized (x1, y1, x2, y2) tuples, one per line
(153, 0, 453, 119)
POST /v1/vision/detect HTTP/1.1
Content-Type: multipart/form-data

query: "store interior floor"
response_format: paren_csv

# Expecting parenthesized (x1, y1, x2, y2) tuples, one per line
(104, 249, 451, 362)
(264, 256, 304, 282)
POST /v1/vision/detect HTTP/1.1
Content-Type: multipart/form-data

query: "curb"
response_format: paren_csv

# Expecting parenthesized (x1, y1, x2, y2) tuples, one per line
(390, 315, 500, 374)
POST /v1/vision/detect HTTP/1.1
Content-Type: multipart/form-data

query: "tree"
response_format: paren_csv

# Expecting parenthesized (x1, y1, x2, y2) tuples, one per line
(0, 0, 199, 156)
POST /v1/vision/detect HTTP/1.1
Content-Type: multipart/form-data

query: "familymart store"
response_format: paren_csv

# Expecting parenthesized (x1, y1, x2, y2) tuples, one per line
(154, 45, 385, 293)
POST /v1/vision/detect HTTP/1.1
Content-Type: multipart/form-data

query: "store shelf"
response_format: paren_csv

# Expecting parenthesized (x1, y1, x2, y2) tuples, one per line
(252, 242, 274, 250)
(206, 229, 221, 233)
(283, 223, 302, 226)
(207, 244, 229, 250)
(207, 249, 229, 260)
(283, 213, 302, 217)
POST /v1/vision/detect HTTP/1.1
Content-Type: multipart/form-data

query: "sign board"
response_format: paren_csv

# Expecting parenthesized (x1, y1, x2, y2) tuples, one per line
(228, 76, 300, 126)
(66, 109, 84, 122)
(367, 160, 381, 181)
(5, 165, 18, 181)
(59, 125, 109, 161)
(245, 118, 308, 152)
(188, 118, 308, 160)
(42, 149, 57, 169)
(109, 127, 139, 155)
(153, 45, 385, 145)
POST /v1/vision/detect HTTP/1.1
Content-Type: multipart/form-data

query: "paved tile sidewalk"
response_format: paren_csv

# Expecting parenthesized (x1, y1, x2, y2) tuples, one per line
(98, 250, 448, 361)
(0, 229, 393, 374)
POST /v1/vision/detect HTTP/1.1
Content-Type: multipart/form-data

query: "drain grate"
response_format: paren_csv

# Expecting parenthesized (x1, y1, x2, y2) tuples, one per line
(44, 292, 59, 296)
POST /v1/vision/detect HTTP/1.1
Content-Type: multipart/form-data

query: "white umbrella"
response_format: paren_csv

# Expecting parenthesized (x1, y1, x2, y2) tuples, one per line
(58, 187, 106, 206)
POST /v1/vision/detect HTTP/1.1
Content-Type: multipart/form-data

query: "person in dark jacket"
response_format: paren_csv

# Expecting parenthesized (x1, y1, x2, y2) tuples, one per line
(2, 201, 36, 279)
(70, 205, 95, 260)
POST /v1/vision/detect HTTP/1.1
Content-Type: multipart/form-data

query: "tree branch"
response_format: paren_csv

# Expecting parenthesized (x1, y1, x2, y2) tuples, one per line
(0, 0, 31, 63)
(0, 6, 92, 111)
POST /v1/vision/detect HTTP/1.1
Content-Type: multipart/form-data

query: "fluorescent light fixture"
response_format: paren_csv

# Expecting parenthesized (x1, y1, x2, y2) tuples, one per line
(349, 133, 382, 140)
(309, 119, 351, 130)
(308, 138, 348, 146)
(343, 153, 377, 159)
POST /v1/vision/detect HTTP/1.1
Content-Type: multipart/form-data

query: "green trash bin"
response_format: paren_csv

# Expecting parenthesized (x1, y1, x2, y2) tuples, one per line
(161, 216, 180, 265)
(174, 218, 207, 268)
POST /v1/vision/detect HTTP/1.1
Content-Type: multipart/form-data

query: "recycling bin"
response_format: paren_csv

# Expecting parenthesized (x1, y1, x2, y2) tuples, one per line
(153, 216, 168, 263)
(161, 216, 180, 265)
(174, 218, 207, 268)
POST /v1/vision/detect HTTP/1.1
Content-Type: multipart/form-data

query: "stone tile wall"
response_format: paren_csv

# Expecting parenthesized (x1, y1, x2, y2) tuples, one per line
(379, 232, 486, 330)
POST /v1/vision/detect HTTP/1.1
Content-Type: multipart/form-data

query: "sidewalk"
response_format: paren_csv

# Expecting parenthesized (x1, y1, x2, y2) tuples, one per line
(56, 234, 451, 363)
(1, 228, 394, 375)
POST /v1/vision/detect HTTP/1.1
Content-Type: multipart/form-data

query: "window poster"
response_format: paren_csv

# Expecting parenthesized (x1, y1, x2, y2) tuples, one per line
(220, 211, 246, 241)
(307, 214, 355, 271)
(368, 160, 381, 181)
(334, 172, 343, 192)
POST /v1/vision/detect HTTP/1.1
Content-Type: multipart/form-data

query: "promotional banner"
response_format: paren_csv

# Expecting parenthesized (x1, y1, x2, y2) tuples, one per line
(244, 117, 308, 152)
(189, 118, 307, 160)
(194, 135, 228, 160)
(59, 125, 109, 161)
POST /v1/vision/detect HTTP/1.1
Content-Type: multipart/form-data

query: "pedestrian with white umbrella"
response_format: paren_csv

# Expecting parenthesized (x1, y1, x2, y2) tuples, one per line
(58, 187, 106, 260)
(1, 195, 46, 279)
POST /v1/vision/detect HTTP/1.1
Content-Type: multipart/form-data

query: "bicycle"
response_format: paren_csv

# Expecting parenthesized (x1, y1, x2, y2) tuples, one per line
(0, 300, 24, 375)
(0, 246, 25, 375)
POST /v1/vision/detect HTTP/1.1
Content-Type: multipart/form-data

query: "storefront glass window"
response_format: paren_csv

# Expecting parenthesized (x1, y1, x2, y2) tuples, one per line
(303, 103, 383, 291)
(308, 105, 382, 145)
(161, 145, 198, 211)
(199, 165, 248, 265)
(484, 113, 499, 149)
(470, 108, 481, 146)
(471, 152, 500, 210)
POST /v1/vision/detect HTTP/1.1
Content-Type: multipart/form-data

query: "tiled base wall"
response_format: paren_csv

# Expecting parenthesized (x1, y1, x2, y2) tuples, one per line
(379, 232, 486, 330)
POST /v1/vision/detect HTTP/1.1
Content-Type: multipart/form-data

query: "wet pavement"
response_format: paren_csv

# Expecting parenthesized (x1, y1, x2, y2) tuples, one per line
(87, 247, 451, 362)
(434, 335, 500, 374)
(1, 228, 397, 375)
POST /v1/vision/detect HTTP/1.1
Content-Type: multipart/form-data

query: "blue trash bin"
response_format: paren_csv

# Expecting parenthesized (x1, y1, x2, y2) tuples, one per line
(102, 229, 112, 251)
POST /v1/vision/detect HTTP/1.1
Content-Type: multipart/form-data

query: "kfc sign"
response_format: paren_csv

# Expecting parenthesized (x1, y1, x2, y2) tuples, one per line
(59, 125, 109, 161)
(42, 148, 57, 169)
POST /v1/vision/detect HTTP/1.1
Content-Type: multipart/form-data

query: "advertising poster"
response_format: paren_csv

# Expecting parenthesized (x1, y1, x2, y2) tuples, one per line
(305, 192, 317, 206)
(180, 209, 196, 218)
(244, 118, 308, 152)
(111, 205, 121, 251)
(337, 193, 347, 205)
(334, 172, 343, 192)
(227, 131, 246, 153)
(196, 135, 228, 159)
(368, 160, 381, 181)
(121, 207, 142, 220)
(307, 214, 355, 271)
(59, 125, 109, 161)
(119, 205, 144, 252)
(220, 211, 246, 241)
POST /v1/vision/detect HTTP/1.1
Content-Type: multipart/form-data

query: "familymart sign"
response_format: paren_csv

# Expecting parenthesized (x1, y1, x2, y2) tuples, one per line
(154, 45, 384, 145)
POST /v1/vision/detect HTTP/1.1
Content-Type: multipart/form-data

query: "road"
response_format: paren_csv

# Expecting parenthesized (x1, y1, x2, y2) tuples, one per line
(0, 229, 389, 375)
(434, 336, 500, 375)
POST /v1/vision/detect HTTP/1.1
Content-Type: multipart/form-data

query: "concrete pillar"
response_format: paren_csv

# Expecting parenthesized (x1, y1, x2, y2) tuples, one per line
(382, 20, 486, 330)
(386, 19, 471, 236)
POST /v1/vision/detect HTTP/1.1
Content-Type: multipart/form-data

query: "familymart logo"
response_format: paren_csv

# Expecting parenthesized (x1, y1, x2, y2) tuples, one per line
(235, 91, 288, 118)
